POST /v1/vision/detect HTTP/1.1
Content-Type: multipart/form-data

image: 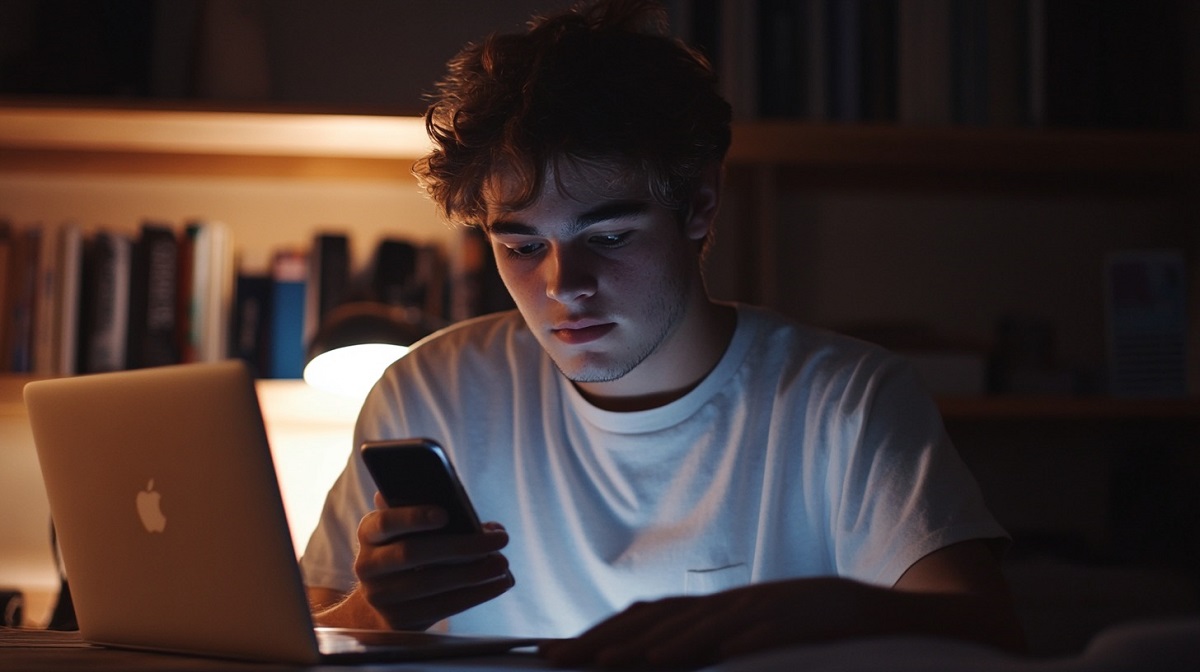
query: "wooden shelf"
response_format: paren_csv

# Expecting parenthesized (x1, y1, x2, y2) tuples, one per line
(0, 105, 431, 157)
(727, 121, 1200, 175)
(938, 396, 1200, 421)
(4, 104, 1198, 183)
(0, 105, 430, 181)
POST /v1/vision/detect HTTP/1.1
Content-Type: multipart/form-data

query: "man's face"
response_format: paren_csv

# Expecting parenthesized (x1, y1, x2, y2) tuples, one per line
(484, 161, 713, 397)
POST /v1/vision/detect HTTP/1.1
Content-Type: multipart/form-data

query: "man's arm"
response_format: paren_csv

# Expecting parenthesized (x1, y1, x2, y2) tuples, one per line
(539, 539, 1025, 668)
(890, 539, 1025, 651)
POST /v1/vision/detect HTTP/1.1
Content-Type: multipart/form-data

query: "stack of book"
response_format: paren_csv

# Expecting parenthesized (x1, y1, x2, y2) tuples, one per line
(671, 0, 1190, 129)
(0, 219, 233, 377)
(1, 220, 515, 379)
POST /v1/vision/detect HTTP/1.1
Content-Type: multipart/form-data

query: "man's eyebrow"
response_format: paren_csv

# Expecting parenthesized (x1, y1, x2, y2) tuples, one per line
(486, 199, 650, 237)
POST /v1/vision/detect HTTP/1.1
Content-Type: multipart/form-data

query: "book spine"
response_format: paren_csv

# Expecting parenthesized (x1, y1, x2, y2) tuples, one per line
(127, 223, 180, 368)
(860, 0, 898, 123)
(985, 0, 1032, 127)
(826, 0, 863, 122)
(33, 222, 64, 376)
(6, 227, 42, 372)
(55, 224, 83, 376)
(372, 238, 418, 307)
(898, 0, 953, 125)
(180, 220, 234, 363)
(951, 0, 989, 125)
(305, 232, 351, 346)
(80, 231, 132, 373)
(0, 221, 11, 373)
(231, 272, 272, 378)
(757, 0, 803, 118)
(268, 250, 307, 379)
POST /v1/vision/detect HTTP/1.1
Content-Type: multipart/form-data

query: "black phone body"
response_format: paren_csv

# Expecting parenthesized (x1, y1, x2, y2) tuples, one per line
(360, 438, 483, 535)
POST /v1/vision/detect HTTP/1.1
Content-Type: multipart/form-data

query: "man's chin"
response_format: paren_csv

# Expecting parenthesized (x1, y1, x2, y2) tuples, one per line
(553, 356, 632, 384)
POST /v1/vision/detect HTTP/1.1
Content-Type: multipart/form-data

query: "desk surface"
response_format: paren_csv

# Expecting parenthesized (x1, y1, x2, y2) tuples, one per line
(0, 627, 557, 671)
(6, 620, 1200, 672)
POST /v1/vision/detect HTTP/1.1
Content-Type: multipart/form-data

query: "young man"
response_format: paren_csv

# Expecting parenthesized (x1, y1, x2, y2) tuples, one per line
(301, 1, 1024, 667)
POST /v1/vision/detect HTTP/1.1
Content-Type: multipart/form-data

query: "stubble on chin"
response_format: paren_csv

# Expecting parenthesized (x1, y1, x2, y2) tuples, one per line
(550, 292, 688, 386)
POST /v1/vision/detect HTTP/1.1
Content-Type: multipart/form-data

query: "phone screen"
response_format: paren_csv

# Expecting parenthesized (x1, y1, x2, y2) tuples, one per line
(360, 438, 483, 535)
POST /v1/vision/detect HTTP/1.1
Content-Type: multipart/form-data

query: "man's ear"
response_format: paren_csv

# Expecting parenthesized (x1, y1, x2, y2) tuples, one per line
(684, 162, 723, 242)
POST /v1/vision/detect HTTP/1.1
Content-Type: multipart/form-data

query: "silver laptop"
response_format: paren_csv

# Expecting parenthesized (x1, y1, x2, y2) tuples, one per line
(23, 360, 542, 664)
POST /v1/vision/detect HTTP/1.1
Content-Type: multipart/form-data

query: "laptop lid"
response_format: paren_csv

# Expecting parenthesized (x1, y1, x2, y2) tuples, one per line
(24, 361, 322, 664)
(24, 360, 543, 665)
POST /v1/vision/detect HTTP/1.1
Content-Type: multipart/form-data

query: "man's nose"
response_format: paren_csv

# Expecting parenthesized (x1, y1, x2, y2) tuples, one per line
(545, 246, 597, 303)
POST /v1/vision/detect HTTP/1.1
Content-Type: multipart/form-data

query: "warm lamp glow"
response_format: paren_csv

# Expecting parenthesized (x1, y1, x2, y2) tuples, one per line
(302, 301, 433, 400)
(303, 343, 410, 399)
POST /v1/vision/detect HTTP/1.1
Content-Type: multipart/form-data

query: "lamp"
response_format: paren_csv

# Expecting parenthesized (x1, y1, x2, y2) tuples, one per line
(303, 301, 434, 399)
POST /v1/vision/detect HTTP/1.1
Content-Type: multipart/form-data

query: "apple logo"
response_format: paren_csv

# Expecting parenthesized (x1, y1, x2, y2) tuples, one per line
(136, 479, 167, 533)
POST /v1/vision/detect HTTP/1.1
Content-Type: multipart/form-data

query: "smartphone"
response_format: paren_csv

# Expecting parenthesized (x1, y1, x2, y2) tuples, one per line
(360, 438, 483, 535)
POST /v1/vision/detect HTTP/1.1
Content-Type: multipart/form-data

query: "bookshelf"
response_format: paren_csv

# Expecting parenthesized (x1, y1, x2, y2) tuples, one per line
(1, 101, 1198, 406)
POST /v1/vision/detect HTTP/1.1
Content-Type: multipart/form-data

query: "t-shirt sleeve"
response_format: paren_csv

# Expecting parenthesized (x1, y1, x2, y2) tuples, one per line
(830, 356, 1008, 587)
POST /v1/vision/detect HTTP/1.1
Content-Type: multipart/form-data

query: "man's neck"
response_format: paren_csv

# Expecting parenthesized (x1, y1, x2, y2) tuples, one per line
(574, 300, 737, 412)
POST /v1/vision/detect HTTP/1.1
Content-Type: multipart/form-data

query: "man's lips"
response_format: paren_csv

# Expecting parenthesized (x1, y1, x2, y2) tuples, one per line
(551, 320, 615, 345)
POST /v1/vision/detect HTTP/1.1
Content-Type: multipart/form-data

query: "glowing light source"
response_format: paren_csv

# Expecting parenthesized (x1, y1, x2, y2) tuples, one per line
(302, 302, 433, 399)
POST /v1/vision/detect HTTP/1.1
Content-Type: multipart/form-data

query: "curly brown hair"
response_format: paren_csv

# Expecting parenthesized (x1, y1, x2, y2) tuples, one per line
(413, 0, 732, 227)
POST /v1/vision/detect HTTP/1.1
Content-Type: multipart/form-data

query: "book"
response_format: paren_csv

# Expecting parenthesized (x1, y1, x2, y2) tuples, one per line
(305, 232, 351, 346)
(718, 0, 758, 119)
(180, 220, 234, 363)
(79, 231, 132, 373)
(126, 222, 179, 369)
(0, 221, 11, 372)
(803, 0, 830, 121)
(898, 0, 953, 125)
(951, 0, 989, 125)
(757, 0, 799, 118)
(371, 238, 418, 307)
(449, 227, 513, 322)
(1105, 250, 1189, 397)
(175, 224, 196, 362)
(860, 0, 898, 123)
(54, 223, 84, 376)
(826, 0, 863, 122)
(231, 272, 272, 378)
(33, 222, 64, 376)
(415, 244, 448, 320)
(5, 226, 41, 373)
(758, 0, 830, 119)
(985, 0, 1033, 126)
(268, 249, 307, 379)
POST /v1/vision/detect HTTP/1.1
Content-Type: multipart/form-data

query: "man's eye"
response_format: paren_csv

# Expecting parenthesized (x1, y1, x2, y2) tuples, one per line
(590, 232, 631, 248)
(504, 242, 544, 258)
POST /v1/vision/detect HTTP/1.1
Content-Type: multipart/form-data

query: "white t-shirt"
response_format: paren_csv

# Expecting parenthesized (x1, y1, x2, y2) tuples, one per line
(300, 304, 1006, 638)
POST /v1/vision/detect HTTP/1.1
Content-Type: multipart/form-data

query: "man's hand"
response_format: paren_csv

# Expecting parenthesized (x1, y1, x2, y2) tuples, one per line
(540, 540, 1025, 668)
(539, 578, 877, 668)
(313, 492, 513, 630)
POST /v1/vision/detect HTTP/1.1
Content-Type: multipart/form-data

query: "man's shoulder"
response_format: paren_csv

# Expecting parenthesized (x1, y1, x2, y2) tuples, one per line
(732, 304, 917, 409)
(381, 309, 542, 382)
(413, 309, 533, 355)
(737, 304, 892, 366)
